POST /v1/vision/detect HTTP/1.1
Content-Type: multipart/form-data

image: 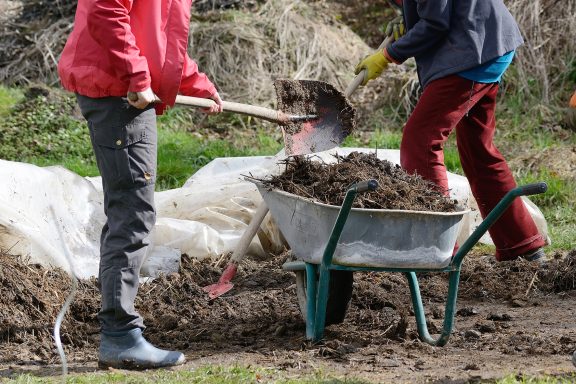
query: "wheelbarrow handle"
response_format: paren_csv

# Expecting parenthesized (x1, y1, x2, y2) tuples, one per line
(349, 179, 379, 193)
(452, 181, 548, 266)
(515, 182, 548, 196)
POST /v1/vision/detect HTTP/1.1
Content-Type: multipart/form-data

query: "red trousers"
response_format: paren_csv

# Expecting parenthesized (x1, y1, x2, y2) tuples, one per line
(400, 75, 545, 261)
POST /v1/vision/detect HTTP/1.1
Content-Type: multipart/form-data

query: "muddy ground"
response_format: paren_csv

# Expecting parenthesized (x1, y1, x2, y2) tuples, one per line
(1, 154, 575, 383)
(1, 248, 575, 383)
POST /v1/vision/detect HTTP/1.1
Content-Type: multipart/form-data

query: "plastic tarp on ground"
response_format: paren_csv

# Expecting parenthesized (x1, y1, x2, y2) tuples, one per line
(0, 148, 549, 278)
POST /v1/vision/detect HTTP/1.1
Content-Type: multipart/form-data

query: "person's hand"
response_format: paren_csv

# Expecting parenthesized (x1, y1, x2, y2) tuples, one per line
(354, 51, 390, 86)
(385, 15, 405, 41)
(570, 90, 576, 108)
(201, 91, 223, 115)
(127, 88, 160, 109)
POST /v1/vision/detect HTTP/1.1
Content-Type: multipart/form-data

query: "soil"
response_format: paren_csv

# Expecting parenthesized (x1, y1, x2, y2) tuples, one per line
(2, 152, 574, 382)
(1, 246, 576, 383)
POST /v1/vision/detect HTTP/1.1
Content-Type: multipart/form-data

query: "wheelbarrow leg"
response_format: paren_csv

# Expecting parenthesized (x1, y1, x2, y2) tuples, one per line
(405, 182, 549, 346)
(305, 262, 318, 340)
(308, 180, 379, 343)
(405, 270, 462, 347)
(312, 262, 332, 342)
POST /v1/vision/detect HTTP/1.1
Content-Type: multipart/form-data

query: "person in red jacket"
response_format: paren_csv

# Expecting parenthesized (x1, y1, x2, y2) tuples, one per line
(58, 0, 222, 370)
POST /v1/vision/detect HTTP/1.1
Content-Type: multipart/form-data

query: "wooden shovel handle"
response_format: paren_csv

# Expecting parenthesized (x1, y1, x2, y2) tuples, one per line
(345, 36, 393, 98)
(175, 95, 290, 124)
(229, 202, 270, 264)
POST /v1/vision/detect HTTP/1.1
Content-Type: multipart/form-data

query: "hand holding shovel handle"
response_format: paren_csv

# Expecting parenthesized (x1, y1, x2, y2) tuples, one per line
(345, 36, 393, 98)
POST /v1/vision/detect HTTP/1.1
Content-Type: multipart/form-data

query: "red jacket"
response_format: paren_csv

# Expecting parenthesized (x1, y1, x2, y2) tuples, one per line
(58, 0, 217, 114)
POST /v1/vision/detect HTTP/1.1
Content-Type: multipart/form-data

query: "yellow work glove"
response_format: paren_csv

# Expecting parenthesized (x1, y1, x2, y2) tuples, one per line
(385, 15, 405, 41)
(354, 51, 390, 86)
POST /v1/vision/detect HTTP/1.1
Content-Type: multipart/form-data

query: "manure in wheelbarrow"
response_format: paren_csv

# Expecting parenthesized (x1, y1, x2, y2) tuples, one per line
(258, 151, 459, 212)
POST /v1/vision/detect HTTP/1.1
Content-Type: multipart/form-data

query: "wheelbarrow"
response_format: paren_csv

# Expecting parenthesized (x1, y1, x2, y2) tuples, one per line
(254, 179, 548, 346)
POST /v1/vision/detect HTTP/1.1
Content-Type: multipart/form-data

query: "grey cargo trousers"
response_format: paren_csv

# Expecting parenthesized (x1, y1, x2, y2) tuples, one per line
(77, 95, 157, 332)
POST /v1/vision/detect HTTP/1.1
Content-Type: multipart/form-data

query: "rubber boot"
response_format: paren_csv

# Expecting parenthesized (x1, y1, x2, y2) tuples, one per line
(99, 328, 185, 369)
(519, 247, 546, 264)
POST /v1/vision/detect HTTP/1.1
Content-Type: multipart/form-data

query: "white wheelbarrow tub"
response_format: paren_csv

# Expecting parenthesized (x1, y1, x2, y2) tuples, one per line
(255, 183, 470, 269)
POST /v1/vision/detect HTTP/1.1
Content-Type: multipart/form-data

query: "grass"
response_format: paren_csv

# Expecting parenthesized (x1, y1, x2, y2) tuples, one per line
(5, 365, 371, 384)
(9, 123, 281, 191)
(0, 86, 23, 116)
(516, 170, 576, 249)
(496, 374, 576, 384)
(155, 121, 281, 189)
(5, 366, 575, 384)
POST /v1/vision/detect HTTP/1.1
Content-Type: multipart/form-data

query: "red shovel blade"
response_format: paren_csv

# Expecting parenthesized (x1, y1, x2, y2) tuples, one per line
(202, 263, 238, 300)
(203, 281, 234, 300)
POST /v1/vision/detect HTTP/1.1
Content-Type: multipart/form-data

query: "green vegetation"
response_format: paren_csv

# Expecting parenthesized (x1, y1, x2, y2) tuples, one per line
(0, 85, 282, 189)
(0, 86, 23, 116)
(5, 365, 370, 384)
(495, 374, 576, 384)
(0, 86, 94, 176)
(4, 367, 575, 383)
(156, 106, 282, 188)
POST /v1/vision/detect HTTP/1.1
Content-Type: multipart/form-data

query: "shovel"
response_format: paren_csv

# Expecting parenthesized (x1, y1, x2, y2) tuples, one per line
(176, 79, 355, 155)
(203, 38, 395, 299)
(184, 80, 355, 299)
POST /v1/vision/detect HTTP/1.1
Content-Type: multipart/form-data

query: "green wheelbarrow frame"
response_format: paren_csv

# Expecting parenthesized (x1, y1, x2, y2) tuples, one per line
(283, 180, 548, 346)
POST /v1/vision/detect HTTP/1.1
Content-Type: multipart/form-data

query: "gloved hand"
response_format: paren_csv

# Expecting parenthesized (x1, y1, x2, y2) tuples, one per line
(127, 88, 160, 109)
(354, 51, 390, 86)
(385, 15, 405, 41)
(570, 90, 576, 108)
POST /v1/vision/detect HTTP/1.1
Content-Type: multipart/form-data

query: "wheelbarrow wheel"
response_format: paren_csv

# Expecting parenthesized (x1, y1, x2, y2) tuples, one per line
(294, 269, 353, 325)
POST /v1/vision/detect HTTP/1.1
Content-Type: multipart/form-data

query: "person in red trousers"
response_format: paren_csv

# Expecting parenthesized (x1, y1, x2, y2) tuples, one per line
(354, 0, 546, 262)
(58, 0, 222, 370)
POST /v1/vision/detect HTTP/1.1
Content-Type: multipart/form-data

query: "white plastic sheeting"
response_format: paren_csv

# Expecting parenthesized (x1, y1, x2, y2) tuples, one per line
(0, 148, 549, 278)
(0, 160, 104, 277)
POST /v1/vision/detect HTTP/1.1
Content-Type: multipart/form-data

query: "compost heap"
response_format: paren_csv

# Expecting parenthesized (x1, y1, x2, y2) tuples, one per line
(258, 151, 459, 212)
(2, 247, 576, 366)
